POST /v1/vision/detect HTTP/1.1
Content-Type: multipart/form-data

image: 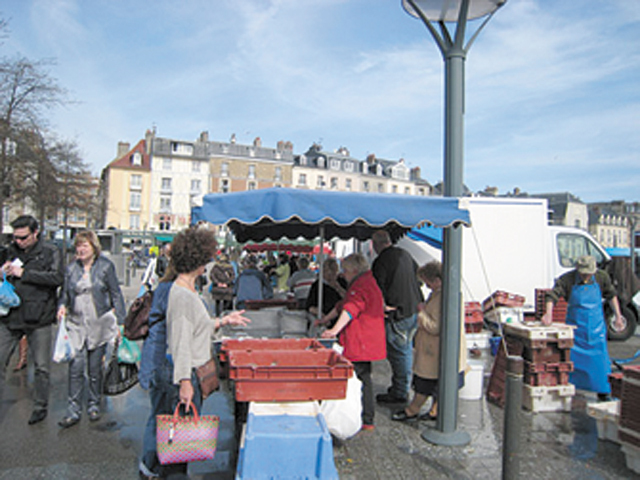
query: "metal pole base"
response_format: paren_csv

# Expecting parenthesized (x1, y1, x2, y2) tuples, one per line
(421, 427, 471, 447)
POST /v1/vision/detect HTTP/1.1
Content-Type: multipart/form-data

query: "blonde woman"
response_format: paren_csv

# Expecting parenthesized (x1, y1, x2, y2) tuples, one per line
(57, 230, 125, 428)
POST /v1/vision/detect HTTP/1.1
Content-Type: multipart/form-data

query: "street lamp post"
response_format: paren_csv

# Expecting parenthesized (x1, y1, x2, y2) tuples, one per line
(402, 0, 507, 446)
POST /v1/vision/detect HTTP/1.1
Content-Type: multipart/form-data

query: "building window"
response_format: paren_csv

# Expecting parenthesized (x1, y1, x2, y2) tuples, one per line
(275, 166, 282, 182)
(161, 177, 172, 193)
(248, 165, 256, 179)
(330, 159, 341, 170)
(392, 185, 398, 194)
(317, 175, 325, 189)
(159, 216, 171, 231)
(299, 155, 307, 166)
(345, 179, 352, 191)
(221, 162, 229, 177)
(330, 177, 338, 189)
(378, 183, 384, 193)
(405, 186, 410, 195)
(191, 179, 201, 194)
(298, 174, 307, 186)
(248, 181, 256, 190)
(317, 157, 325, 168)
(163, 158, 172, 170)
(160, 196, 172, 212)
(418, 188, 425, 196)
(171, 142, 193, 155)
(363, 181, 369, 192)
(131, 152, 142, 166)
(129, 214, 140, 230)
(129, 192, 141, 211)
(344, 162, 354, 172)
(221, 179, 229, 193)
(130, 174, 142, 190)
(192, 161, 201, 172)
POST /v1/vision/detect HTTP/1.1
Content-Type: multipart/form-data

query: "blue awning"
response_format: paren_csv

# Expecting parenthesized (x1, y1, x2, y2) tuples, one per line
(191, 188, 470, 242)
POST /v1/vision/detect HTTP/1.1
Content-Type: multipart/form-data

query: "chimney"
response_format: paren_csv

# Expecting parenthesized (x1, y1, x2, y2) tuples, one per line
(117, 142, 130, 159)
(145, 128, 156, 154)
(199, 131, 209, 143)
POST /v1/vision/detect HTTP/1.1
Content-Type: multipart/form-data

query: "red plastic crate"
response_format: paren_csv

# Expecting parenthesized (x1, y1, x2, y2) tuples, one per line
(524, 371, 570, 387)
(465, 321, 484, 334)
(535, 289, 567, 323)
(219, 338, 326, 362)
(610, 372, 623, 399)
(227, 348, 353, 402)
(465, 302, 482, 314)
(482, 290, 525, 312)
(505, 336, 572, 363)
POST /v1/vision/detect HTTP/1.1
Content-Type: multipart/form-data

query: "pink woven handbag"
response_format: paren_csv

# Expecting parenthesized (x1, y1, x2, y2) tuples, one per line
(157, 403, 219, 465)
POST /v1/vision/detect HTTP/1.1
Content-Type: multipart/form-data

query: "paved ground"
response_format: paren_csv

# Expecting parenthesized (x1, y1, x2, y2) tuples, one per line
(1, 282, 639, 479)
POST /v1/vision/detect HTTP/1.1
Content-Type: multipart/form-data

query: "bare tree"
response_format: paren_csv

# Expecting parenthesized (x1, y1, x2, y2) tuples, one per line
(0, 55, 68, 231)
(9, 126, 58, 226)
(48, 138, 93, 263)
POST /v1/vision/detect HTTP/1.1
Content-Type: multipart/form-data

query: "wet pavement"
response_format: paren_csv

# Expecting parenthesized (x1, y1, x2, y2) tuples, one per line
(1, 283, 639, 479)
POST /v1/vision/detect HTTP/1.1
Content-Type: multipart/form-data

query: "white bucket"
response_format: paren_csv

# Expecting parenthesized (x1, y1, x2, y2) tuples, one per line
(459, 362, 484, 400)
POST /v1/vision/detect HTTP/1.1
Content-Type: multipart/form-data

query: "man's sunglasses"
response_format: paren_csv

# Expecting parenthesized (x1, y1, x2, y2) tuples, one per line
(13, 233, 31, 241)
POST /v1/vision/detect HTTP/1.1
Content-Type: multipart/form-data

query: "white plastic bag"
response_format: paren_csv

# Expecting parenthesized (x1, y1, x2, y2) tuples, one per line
(319, 374, 362, 440)
(53, 317, 75, 363)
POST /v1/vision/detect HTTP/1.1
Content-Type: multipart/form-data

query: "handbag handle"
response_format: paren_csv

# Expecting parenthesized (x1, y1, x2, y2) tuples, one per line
(168, 402, 199, 444)
(172, 401, 200, 424)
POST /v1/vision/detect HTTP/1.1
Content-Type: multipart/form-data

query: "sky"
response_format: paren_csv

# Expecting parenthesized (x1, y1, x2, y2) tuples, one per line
(2, 0, 639, 203)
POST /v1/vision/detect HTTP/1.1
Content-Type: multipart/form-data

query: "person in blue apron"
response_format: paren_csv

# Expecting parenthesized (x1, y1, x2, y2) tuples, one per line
(542, 255, 624, 401)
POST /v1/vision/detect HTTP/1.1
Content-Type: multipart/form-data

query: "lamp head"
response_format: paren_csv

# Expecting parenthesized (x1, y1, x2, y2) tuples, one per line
(402, 0, 507, 22)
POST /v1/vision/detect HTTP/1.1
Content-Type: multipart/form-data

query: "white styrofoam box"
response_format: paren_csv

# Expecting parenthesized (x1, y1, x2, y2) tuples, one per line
(621, 443, 640, 474)
(484, 307, 524, 325)
(459, 361, 484, 400)
(249, 401, 320, 417)
(503, 321, 575, 341)
(466, 331, 492, 350)
(522, 384, 575, 412)
(587, 400, 620, 443)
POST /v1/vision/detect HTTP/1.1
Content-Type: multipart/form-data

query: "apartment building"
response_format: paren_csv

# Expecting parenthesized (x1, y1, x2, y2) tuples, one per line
(101, 130, 431, 235)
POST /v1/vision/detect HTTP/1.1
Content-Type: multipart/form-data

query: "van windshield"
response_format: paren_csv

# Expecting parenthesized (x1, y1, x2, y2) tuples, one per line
(557, 233, 606, 268)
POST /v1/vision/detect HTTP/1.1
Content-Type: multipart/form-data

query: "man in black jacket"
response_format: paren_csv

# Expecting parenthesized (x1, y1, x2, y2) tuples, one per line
(371, 230, 423, 404)
(0, 215, 63, 424)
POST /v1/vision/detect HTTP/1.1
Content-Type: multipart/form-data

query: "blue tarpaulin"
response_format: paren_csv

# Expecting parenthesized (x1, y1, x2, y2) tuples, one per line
(407, 224, 444, 249)
(191, 188, 470, 242)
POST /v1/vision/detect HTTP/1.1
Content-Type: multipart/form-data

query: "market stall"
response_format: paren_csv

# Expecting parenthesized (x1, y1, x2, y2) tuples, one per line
(190, 187, 470, 478)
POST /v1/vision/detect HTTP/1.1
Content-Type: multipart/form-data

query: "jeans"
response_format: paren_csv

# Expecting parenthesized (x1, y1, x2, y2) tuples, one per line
(354, 362, 374, 426)
(384, 313, 418, 399)
(140, 360, 203, 478)
(67, 342, 107, 418)
(0, 323, 52, 412)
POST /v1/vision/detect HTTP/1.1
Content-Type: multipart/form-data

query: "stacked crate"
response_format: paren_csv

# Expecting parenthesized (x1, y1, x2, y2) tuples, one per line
(483, 290, 525, 333)
(535, 288, 568, 323)
(616, 365, 640, 474)
(609, 371, 624, 399)
(486, 322, 576, 412)
(464, 302, 484, 333)
(619, 366, 640, 456)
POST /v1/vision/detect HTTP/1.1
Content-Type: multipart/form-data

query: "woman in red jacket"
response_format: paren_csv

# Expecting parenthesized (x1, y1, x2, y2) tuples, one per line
(321, 253, 386, 431)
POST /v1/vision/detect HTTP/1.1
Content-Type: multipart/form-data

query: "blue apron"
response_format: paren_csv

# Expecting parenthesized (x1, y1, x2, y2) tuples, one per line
(565, 275, 611, 394)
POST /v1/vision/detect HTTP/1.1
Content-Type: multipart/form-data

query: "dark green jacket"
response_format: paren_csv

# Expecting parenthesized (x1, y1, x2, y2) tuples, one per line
(545, 269, 617, 305)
